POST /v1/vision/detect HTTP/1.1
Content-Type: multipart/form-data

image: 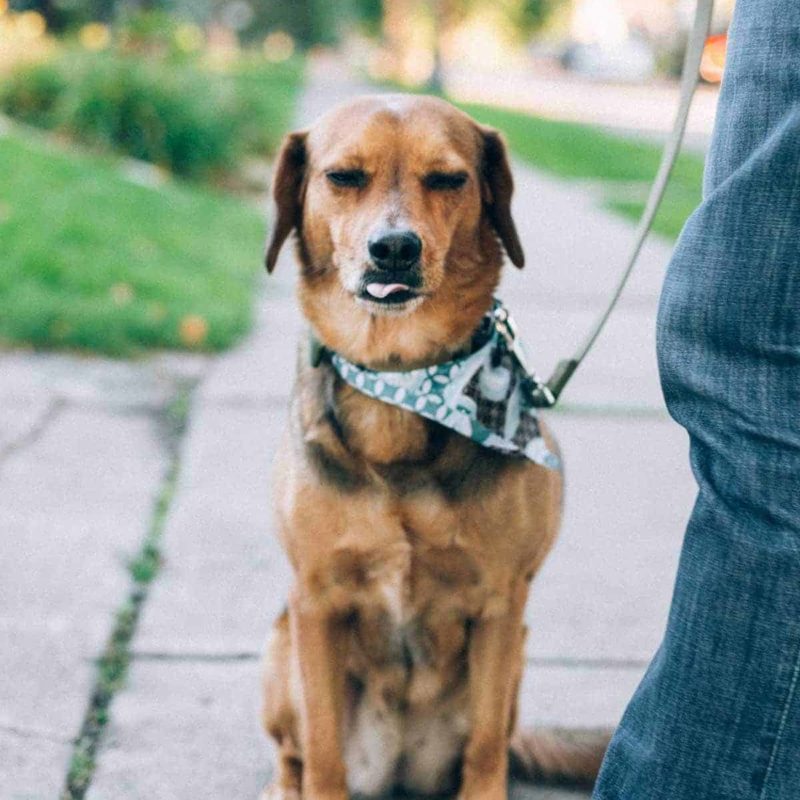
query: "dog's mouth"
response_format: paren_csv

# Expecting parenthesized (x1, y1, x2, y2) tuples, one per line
(360, 282, 419, 305)
(356, 270, 424, 309)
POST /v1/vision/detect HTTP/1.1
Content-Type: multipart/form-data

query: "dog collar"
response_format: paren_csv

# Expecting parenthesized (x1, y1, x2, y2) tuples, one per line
(310, 299, 559, 469)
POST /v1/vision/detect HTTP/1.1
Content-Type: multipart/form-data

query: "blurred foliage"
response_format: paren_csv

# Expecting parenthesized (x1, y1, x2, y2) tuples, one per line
(73, 59, 238, 178)
(351, 0, 382, 36)
(240, 0, 338, 46)
(9, 0, 342, 45)
(514, 0, 564, 35)
(0, 131, 265, 356)
(9, 0, 565, 46)
(115, 8, 190, 55)
(0, 44, 303, 179)
(0, 58, 67, 126)
(9, 0, 162, 31)
(232, 55, 304, 154)
(433, 0, 565, 39)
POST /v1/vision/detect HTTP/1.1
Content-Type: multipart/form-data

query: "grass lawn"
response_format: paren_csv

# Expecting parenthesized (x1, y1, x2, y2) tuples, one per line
(458, 101, 705, 240)
(0, 131, 266, 356)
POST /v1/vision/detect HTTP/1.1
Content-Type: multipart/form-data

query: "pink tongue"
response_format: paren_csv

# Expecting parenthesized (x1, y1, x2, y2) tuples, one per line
(366, 282, 410, 299)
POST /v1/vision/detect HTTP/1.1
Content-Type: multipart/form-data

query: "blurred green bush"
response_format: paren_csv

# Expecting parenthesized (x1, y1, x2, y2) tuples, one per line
(0, 49, 302, 180)
(0, 60, 67, 128)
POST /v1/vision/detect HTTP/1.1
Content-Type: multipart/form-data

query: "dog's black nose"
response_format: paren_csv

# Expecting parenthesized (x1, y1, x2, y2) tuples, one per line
(368, 230, 422, 270)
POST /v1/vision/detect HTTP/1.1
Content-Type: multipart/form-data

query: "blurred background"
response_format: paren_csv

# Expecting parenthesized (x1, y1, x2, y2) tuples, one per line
(1, 2, 736, 799)
(0, 0, 735, 360)
(0, 0, 733, 358)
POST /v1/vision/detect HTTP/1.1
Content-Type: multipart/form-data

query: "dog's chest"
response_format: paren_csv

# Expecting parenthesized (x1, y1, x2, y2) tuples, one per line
(340, 504, 485, 702)
(318, 387, 517, 695)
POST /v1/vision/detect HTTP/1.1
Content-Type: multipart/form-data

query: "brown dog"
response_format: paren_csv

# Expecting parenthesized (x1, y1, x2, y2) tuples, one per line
(261, 94, 608, 800)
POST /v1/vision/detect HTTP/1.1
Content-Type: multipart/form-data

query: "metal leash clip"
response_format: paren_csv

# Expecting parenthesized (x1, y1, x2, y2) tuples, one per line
(492, 306, 556, 408)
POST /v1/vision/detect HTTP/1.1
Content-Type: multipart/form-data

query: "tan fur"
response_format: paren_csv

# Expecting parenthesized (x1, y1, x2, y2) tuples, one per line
(260, 94, 607, 800)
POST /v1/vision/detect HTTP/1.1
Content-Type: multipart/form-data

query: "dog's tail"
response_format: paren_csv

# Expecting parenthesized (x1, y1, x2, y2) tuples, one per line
(509, 727, 613, 789)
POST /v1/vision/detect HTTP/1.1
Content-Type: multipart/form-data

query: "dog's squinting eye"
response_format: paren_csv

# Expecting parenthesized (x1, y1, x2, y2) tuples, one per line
(423, 171, 468, 191)
(326, 169, 367, 189)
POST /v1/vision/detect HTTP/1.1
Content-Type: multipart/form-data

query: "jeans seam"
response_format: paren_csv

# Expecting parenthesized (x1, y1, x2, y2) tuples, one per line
(758, 638, 800, 799)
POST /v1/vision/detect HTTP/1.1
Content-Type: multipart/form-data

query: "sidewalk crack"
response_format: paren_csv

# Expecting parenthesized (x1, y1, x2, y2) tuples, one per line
(59, 385, 193, 800)
(0, 721, 72, 745)
(0, 398, 64, 471)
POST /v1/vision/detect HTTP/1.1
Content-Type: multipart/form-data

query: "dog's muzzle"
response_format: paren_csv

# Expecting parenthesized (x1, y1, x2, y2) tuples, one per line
(362, 229, 423, 305)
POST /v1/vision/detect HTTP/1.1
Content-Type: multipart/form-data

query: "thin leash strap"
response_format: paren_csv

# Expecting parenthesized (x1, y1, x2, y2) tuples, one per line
(534, 0, 715, 408)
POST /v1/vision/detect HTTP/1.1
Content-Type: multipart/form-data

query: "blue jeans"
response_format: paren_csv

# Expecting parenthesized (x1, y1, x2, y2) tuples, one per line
(592, 2, 800, 799)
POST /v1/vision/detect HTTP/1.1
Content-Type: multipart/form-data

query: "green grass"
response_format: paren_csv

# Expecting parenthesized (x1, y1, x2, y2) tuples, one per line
(0, 131, 267, 356)
(457, 101, 705, 240)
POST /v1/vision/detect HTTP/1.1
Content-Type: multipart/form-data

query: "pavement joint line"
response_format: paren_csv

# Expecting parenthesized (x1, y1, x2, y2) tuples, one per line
(59, 384, 194, 800)
(55, 399, 173, 416)
(0, 397, 190, 420)
(0, 721, 74, 745)
(2, 397, 287, 418)
(549, 404, 668, 418)
(189, 396, 666, 417)
(127, 651, 650, 671)
(526, 656, 650, 670)
(0, 397, 64, 471)
(193, 396, 290, 410)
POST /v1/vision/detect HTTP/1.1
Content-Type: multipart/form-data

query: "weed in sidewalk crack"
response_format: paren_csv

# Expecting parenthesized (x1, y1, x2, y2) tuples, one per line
(61, 388, 191, 800)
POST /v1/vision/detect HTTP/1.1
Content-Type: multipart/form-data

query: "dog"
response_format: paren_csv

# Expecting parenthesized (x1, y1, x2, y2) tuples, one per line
(260, 94, 609, 800)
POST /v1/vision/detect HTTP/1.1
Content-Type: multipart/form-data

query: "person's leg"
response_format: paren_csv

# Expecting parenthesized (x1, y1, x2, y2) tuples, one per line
(593, 2, 800, 798)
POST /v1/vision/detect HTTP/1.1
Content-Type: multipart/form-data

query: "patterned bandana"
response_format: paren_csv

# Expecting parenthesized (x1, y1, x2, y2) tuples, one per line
(326, 299, 559, 470)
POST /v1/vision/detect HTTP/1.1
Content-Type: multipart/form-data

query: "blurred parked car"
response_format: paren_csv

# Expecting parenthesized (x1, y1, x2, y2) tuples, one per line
(561, 34, 656, 82)
(700, 33, 727, 83)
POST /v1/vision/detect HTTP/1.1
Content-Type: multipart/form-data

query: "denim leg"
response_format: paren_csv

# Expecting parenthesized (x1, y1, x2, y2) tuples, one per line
(592, 2, 800, 799)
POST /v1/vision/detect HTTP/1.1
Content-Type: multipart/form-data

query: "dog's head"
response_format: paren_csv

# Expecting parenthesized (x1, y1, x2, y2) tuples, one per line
(266, 94, 523, 368)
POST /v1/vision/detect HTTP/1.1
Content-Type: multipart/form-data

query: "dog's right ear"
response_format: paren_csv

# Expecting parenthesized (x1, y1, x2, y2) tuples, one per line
(265, 131, 308, 273)
(479, 126, 524, 269)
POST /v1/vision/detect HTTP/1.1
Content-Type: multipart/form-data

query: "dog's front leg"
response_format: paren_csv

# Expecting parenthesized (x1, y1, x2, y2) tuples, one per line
(460, 582, 528, 800)
(290, 590, 349, 800)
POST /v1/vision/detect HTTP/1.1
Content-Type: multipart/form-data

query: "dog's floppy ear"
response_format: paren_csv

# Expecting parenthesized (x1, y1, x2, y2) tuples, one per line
(479, 127, 524, 268)
(265, 130, 308, 273)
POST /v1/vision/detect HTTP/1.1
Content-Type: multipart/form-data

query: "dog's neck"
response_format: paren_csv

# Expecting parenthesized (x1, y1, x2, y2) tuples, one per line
(300, 341, 478, 474)
(298, 355, 442, 473)
(335, 378, 436, 465)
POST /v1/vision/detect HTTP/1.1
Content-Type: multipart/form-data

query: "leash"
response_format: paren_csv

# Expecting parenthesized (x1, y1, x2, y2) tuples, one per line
(525, 0, 715, 408)
(312, 0, 714, 411)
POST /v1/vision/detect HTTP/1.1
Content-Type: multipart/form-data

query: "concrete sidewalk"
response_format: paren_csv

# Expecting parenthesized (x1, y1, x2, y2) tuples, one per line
(3, 60, 697, 800)
(0, 351, 205, 798)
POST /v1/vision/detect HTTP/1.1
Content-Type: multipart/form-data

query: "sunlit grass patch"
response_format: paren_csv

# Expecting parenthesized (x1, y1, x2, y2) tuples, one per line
(0, 132, 265, 356)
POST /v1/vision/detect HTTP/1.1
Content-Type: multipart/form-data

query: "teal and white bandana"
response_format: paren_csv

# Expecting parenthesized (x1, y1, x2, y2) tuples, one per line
(326, 300, 559, 470)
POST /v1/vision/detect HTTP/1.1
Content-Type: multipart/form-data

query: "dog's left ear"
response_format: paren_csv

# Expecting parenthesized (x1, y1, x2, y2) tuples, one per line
(265, 130, 308, 273)
(479, 127, 524, 268)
